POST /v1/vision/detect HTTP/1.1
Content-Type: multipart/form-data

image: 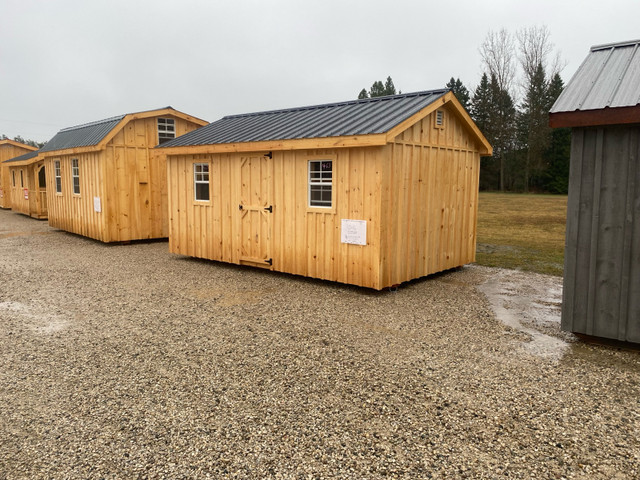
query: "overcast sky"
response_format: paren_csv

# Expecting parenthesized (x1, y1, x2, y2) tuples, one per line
(1, 0, 638, 142)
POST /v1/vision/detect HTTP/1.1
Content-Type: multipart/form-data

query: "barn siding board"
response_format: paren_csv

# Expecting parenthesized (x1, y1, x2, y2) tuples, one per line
(1, 141, 38, 210)
(562, 126, 640, 342)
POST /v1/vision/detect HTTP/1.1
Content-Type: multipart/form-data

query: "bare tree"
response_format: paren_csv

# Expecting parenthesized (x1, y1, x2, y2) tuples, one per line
(517, 25, 564, 85)
(479, 29, 517, 95)
(516, 25, 565, 192)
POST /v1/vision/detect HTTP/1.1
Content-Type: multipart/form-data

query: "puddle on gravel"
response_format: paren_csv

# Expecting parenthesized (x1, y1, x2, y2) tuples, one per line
(0, 301, 68, 334)
(477, 268, 569, 361)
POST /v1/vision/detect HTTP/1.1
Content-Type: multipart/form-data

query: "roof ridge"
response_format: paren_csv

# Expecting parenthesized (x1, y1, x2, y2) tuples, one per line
(222, 89, 449, 120)
(59, 114, 126, 132)
(57, 106, 175, 133)
(591, 39, 640, 52)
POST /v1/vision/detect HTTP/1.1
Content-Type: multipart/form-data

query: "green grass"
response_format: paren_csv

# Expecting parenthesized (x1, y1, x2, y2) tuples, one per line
(475, 192, 567, 276)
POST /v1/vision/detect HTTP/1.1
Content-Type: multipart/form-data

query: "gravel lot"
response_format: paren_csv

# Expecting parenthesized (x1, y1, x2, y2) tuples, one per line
(1, 209, 639, 479)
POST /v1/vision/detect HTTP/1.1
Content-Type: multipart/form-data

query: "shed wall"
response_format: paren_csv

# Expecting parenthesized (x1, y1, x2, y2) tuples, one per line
(167, 147, 384, 288)
(45, 152, 107, 240)
(8, 165, 32, 216)
(0, 144, 36, 209)
(381, 107, 481, 286)
(8, 162, 47, 219)
(562, 125, 640, 342)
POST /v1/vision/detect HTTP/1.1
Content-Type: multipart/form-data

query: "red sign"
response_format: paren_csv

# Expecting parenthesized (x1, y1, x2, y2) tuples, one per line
(23, 188, 28, 199)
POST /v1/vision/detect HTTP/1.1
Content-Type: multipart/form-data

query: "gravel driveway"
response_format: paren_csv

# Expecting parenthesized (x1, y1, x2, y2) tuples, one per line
(1, 209, 639, 479)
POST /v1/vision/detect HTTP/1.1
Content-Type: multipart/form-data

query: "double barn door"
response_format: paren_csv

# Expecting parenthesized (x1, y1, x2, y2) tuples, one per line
(238, 155, 273, 268)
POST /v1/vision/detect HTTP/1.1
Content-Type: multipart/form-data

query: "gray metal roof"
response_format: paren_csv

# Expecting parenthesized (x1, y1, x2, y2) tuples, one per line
(158, 90, 448, 147)
(39, 115, 126, 153)
(551, 39, 640, 113)
(3, 150, 40, 163)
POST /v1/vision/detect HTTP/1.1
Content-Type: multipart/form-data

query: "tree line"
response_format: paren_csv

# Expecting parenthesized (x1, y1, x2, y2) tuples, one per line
(358, 26, 571, 194)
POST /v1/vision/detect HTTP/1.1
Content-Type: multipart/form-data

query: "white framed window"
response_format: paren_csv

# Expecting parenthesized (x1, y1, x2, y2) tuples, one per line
(71, 158, 80, 195)
(158, 118, 175, 144)
(54, 160, 62, 193)
(194, 163, 210, 201)
(308, 160, 332, 208)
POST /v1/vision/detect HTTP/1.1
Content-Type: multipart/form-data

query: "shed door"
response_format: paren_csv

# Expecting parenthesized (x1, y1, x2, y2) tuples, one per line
(238, 155, 273, 268)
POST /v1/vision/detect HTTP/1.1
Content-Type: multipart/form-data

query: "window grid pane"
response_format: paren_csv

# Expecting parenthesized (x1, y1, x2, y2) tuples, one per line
(194, 163, 210, 201)
(308, 160, 332, 207)
(72, 159, 80, 195)
(54, 161, 62, 193)
(158, 118, 176, 144)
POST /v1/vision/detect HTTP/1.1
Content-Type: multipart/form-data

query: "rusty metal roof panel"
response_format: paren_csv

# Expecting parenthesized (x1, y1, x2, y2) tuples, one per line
(158, 90, 448, 147)
(551, 40, 640, 113)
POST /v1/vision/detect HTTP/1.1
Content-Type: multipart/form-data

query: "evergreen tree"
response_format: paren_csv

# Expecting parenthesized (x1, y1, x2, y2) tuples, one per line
(518, 63, 552, 192)
(357, 77, 399, 99)
(543, 73, 571, 193)
(369, 80, 386, 97)
(383, 76, 397, 96)
(471, 73, 516, 191)
(446, 77, 471, 111)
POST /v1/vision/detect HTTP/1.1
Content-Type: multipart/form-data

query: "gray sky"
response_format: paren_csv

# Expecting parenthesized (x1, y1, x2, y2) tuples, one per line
(2, 0, 639, 142)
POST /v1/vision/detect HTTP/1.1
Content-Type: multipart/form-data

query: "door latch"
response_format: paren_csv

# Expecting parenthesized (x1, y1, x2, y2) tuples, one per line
(239, 204, 243, 210)
(264, 205, 273, 213)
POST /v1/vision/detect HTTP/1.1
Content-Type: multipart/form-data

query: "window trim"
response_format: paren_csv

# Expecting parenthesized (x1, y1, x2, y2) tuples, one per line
(193, 162, 210, 203)
(54, 160, 62, 194)
(307, 156, 335, 212)
(71, 158, 80, 195)
(158, 117, 176, 145)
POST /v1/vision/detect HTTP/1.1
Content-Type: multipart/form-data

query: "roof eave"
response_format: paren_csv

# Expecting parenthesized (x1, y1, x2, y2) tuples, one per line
(0, 140, 39, 151)
(4, 154, 43, 166)
(549, 105, 640, 128)
(157, 133, 389, 156)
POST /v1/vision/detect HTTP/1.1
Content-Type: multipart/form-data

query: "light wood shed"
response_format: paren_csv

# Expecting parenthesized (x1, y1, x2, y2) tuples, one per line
(3, 150, 48, 219)
(38, 107, 207, 242)
(0, 139, 38, 209)
(158, 90, 492, 289)
(550, 40, 640, 343)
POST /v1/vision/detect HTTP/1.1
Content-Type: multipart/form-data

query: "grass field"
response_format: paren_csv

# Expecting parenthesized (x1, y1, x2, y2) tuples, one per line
(475, 192, 567, 276)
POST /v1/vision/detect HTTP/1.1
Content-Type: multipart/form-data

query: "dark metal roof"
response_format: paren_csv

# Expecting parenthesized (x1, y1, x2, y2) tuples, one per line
(39, 115, 126, 153)
(158, 90, 448, 148)
(551, 39, 640, 113)
(3, 150, 40, 163)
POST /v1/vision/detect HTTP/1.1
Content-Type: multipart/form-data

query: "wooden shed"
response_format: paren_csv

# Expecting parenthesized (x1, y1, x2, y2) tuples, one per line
(0, 139, 38, 209)
(550, 40, 640, 343)
(3, 149, 48, 219)
(157, 90, 492, 289)
(38, 107, 207, 242)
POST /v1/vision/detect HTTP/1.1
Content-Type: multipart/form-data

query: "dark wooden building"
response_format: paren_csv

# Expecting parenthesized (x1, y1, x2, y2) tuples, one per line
(550, 39, 640, 343)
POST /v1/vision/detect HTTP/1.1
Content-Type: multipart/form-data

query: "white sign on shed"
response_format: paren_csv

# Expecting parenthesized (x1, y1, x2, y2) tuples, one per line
(341, 219, 367, 245)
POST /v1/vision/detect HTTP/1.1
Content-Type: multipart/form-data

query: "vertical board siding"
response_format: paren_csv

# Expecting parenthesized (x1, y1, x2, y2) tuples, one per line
(381, 109, 481, 286)
(167, 147, 383, 288)
(562, 126, 640, 343)
(45, 116, 203, 243)
(0, 144, 37, 209)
